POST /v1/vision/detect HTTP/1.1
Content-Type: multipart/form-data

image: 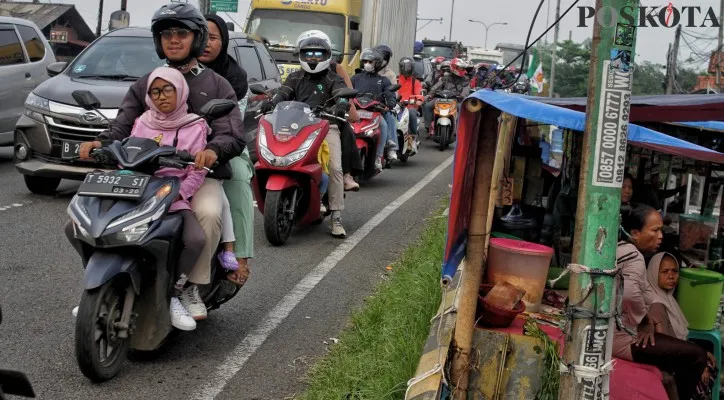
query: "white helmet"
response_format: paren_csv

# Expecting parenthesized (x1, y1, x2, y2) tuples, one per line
(295, 30, 332, 74)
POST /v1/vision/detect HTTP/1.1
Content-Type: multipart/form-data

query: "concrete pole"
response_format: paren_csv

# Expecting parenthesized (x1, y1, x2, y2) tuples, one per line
(448, 0, 455, 41)
(95, 0, 104, 37)
(548, 0, 561, 97)
(666, 25, 681, 95)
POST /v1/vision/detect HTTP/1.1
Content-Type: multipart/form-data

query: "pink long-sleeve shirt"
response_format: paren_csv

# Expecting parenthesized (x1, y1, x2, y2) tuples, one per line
(129, 116, 210, 212)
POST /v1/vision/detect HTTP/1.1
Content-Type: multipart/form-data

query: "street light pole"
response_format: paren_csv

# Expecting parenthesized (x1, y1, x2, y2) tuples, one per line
(468, 20, 507, 49)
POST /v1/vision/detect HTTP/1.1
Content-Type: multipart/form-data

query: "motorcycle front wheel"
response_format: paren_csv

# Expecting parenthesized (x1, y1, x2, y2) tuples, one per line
(75, 278, 131, 382)
(438, 126, 448, 151)
(263, 189, 295, 246)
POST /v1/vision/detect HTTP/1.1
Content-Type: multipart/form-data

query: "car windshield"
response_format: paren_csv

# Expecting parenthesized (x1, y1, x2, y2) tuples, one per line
(424, 46, 455, 59)
(68, 36, 164, 80)
(247, 9, 345, 53)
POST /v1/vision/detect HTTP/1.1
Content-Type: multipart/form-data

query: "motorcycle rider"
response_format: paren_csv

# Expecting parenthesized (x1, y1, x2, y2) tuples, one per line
(351, 48, 398, 170)
(397, 56, 423, 150)
(375, 44, 400, 154)
(259, 31, 350, 238)
(75, 3, 245, 321)
(422, 58, 470, 136)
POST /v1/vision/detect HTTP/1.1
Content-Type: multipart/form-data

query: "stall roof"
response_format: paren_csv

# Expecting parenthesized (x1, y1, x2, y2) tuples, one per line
(476, 90, 724, 164)
(672, 121, 724, 133)
(532, 93, 724, 122)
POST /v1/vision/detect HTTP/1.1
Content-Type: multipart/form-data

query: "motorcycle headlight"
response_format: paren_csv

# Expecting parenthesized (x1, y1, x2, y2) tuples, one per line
(106, 183, 172, 230)
(115, 223, 150, 243)
(263, 129, 320, 167)
(365, 129, 375, 137)
(439, 109, 450, 116)
(68, 195, 91, 226)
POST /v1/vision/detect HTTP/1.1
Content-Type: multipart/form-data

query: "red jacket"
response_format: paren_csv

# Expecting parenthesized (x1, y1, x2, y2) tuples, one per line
(398, 75, 423, 102)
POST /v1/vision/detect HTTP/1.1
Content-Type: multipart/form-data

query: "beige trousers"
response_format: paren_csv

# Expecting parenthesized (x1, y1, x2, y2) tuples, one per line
(327, 125, 344, 211)
(187, 178, 223, 284)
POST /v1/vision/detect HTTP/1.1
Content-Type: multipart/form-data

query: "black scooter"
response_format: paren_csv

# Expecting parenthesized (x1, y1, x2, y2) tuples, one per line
(65, 91, 239, 382)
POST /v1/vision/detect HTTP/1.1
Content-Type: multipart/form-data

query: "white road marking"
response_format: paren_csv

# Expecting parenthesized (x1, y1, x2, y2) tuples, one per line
(194, 155, 454, 400)
(0, 202, 28, 211)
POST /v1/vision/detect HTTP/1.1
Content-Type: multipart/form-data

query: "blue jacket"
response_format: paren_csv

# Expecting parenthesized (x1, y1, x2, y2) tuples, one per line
(351, 71, 396, 108)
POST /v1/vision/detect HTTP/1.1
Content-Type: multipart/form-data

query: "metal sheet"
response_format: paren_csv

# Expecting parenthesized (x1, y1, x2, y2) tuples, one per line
(360, 0, 418, 74)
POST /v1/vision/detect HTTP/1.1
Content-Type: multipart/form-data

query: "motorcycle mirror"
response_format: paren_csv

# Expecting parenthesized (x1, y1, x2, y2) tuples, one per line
(334, 88, 358, 99)
(199, 99, 237, 120)
(249, 84, 267, 96)
(388, 84, 401, 92)
(72, 90, 101, 110)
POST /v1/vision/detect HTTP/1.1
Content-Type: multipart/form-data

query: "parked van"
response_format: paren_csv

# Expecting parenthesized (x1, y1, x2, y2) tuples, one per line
(14, 27, 280, 194)
(0, 17, 55, 146)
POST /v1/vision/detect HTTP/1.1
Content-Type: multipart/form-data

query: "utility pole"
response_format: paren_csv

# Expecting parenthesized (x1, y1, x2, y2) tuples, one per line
(448, 0, 455, 41)
(548, 0, 561, 97)
(95, 0, 104, 37)
(717, 0, 724, 86)
(666, 25, 681, 95)
(559, 0, 639, 398)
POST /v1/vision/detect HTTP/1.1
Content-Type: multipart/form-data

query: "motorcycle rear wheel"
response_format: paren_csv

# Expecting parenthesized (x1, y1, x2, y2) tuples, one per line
(263, 189, 294, 246)
(75, 278, 131, 382)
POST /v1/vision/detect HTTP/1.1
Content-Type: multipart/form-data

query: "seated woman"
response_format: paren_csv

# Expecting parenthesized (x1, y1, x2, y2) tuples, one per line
(614, 204, 708, 400)
(646, 252, 718, 399)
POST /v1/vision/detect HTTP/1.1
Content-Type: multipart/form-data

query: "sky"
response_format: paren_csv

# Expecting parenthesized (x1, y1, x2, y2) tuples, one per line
(62, 0, 723, 70)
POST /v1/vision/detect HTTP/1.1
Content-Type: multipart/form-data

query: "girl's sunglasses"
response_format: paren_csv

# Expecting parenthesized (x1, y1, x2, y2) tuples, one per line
(148, 85, 176, 100)
(160, 29, 191, 40)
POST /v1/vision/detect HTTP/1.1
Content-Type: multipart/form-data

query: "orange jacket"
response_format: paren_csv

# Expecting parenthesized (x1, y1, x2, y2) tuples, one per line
(398, 75, 423, 102)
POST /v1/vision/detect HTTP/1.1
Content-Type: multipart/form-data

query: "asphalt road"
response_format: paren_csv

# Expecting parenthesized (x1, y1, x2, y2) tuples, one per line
(0, 144, 454, 400)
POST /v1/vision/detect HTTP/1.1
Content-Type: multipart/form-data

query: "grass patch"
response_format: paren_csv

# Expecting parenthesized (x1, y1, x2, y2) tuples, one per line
(298, 202, 448, 400)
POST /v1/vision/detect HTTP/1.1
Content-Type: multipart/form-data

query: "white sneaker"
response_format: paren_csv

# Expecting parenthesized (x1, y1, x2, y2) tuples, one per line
(387, 150, 398, 161)
(72, 306, 78, 317)
(320, 202, 327, 214)
(387, 139, 397, 148)
(170, 297, 196, 331)
(179, 285, 207, 320)
(330, 211, 346, 238)
(375, 157, 383, 171)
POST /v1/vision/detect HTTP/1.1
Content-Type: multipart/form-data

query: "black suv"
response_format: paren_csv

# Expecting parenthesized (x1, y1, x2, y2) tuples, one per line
(14, 27, 280, 195)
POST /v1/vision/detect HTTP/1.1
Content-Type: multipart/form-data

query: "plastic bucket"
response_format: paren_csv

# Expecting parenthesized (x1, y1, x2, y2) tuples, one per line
(676, 268, 724, 331)
(485, 238, 553, 312)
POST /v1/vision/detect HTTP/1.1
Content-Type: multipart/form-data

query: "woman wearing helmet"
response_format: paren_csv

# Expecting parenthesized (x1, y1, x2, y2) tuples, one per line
(260, 31, 351, 238)
(374, 44, 400, 154)
(75, 3, 246, 321)
(422, 58, 470, 136)
(352, 48, 398, 170)
(398, 57, 423, 150)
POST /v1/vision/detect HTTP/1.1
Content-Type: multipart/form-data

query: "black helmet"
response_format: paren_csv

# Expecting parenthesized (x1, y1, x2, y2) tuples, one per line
(399, 56, 414, 77)
(360, 47, 383, 72)
(151, 3, 208, 65)
(375, 44, 392, 67)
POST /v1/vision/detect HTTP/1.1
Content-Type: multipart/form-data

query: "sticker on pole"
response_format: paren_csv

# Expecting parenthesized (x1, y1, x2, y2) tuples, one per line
(592, 60, 632, 188)
(579, 324, 609, 400)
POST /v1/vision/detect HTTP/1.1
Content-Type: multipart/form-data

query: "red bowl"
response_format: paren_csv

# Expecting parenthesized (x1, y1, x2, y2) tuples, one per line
(476, 283, 526, 328)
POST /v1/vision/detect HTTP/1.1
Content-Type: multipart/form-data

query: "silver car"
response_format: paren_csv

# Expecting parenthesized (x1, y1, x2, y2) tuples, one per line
(0, 17, 55, 145)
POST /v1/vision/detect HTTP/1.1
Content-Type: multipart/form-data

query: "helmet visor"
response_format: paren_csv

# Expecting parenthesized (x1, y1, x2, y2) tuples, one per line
(300, 49, 329, 63)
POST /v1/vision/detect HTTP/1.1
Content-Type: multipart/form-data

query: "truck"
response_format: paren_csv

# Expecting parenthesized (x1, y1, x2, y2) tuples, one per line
(243, 0, 418, 82)
(494, 42, 531, 72)
(467, 47, 504, 66)
(417, 39, 466, 59)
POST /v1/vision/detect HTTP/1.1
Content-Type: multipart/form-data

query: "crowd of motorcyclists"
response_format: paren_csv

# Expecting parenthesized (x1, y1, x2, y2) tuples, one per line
(57, 2, 533, 382)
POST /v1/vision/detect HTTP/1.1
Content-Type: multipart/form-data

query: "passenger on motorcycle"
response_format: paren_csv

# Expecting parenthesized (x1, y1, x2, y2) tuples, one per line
(76, 3, 244, 321)
(375, 44, 400, 155)
(397, 57, 423, 148)
(423, 58, 470, 135)
(351, 48, 398, 170)
(259, 31, 350, 237)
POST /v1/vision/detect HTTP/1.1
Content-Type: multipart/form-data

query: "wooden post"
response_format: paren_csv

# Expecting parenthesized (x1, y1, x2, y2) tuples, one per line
(450, 110, 512, 398)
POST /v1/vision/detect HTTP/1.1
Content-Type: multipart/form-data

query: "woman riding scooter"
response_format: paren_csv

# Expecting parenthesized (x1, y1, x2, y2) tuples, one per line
(397, 56, 423, 151)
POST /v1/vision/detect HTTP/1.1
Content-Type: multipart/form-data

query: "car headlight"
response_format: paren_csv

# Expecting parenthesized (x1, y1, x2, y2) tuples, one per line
(25, 93, 49, 112)
(106, 183, 172, 229)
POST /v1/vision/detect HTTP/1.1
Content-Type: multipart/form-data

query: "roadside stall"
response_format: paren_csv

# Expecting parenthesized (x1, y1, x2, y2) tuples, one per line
(404, 90, 724, 400)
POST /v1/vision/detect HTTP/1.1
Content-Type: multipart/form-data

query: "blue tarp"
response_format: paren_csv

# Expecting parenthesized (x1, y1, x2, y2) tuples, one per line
(675, 121, 724, 132)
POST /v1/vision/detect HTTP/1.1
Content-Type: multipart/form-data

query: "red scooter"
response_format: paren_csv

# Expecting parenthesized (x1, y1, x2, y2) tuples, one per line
(249, 84, 358, 246)
(350, 84, 401, 181)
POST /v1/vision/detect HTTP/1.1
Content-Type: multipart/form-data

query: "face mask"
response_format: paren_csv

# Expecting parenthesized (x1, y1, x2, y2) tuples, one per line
(364, 63, 375, 72)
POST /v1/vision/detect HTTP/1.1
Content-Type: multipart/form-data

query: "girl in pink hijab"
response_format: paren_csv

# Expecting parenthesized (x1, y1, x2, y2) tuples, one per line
(130, 67, 218, 331)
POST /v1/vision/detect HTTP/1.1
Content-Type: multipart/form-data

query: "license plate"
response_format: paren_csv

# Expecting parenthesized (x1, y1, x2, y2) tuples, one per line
(77, 171, 150, 199)
(357, 110, 374, 120)
(61, 140, 82, 158)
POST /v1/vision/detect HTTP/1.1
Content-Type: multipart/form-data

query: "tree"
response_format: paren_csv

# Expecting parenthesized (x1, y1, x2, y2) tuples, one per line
(632, 61, 666, 95)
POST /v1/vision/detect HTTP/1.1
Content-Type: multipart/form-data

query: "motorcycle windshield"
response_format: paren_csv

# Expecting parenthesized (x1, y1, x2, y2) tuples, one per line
(268, 101, 319, 137)
(355, 93, 378, 108)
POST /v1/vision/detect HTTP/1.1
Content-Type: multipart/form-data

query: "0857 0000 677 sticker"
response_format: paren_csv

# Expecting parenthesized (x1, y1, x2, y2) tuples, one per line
(591, 60, 633, 188)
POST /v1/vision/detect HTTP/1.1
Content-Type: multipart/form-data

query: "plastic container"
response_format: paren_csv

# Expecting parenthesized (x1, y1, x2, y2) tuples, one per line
(676, 268, 724, 331)
(476, 284, 526, 328)
(485, 238, 554, 312)
(679, 214, 717, 251)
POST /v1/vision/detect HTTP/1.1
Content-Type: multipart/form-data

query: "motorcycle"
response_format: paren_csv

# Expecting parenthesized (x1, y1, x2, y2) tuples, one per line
(350, 84, 401, 179)
(0, 306, 36, 399)
(65, 90, 239, 382)
(395, 94, 424, 162)
(431, 90, 460, 151)
(248, 84, 358, 246)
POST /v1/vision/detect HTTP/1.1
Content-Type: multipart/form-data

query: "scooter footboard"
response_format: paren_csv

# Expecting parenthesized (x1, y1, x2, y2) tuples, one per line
(83, 252, 141, 294)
